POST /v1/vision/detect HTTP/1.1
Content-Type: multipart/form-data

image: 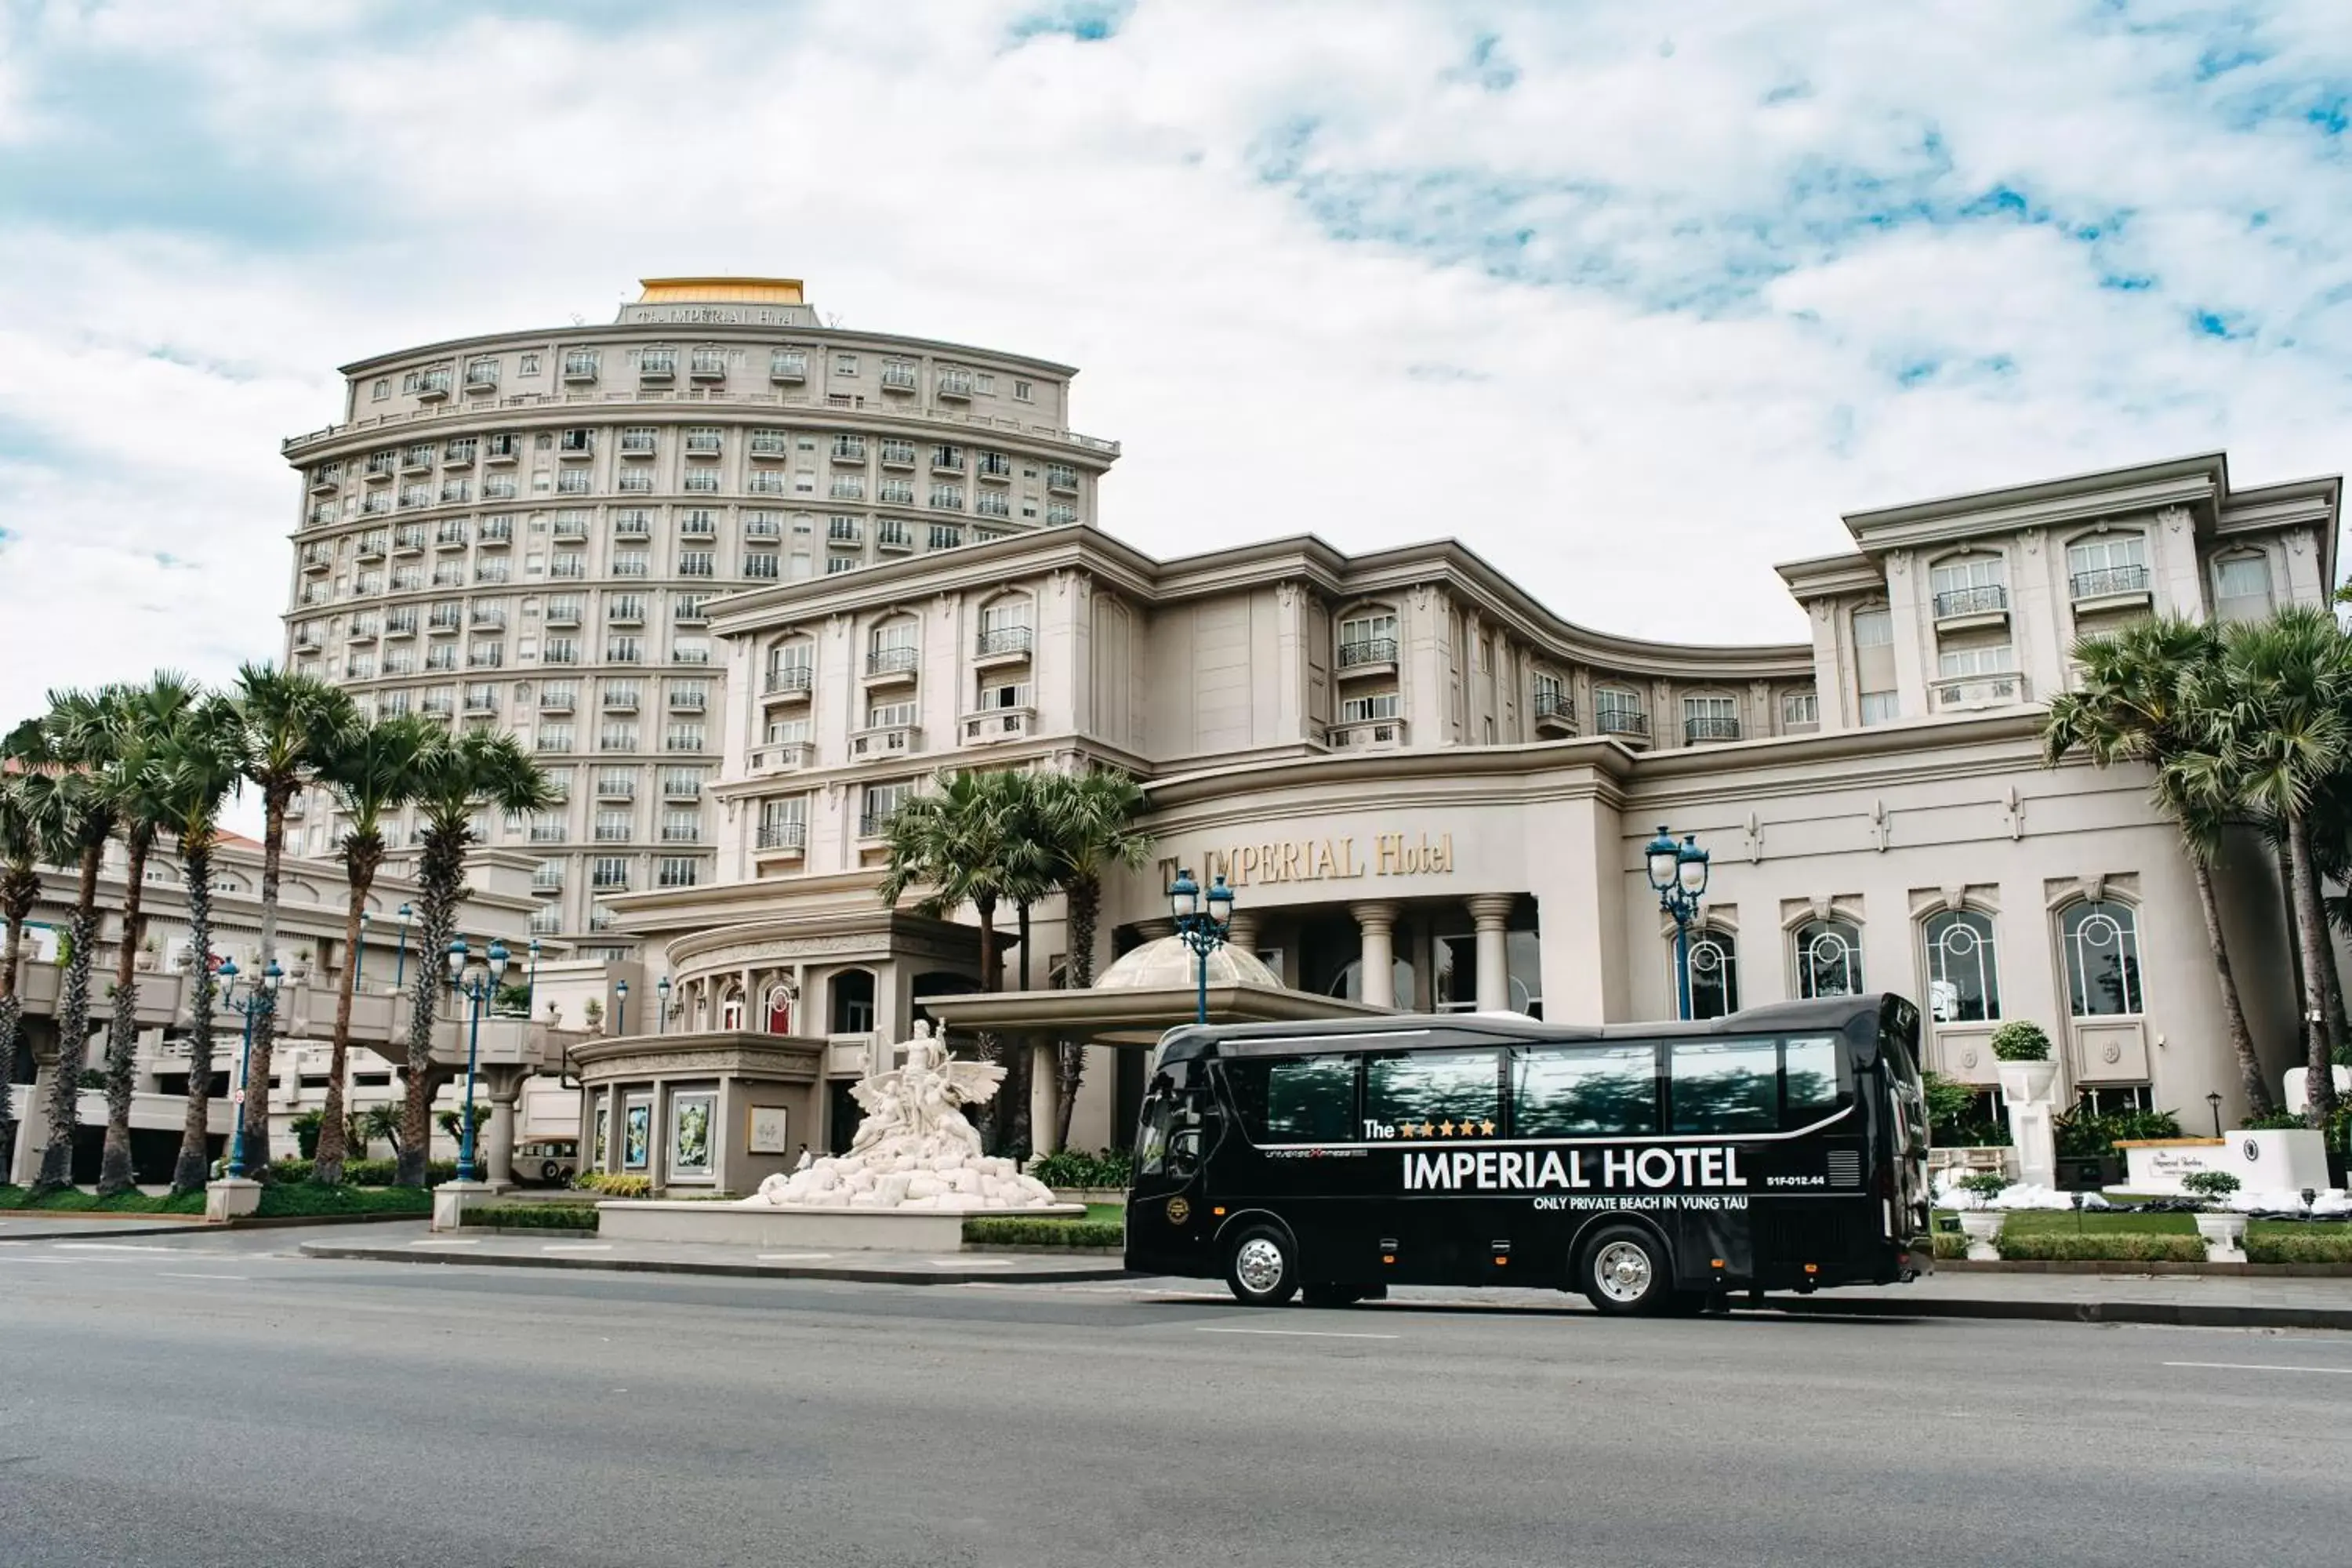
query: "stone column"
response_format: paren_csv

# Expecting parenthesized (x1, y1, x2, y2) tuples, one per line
(8, 1064, 52, 1185)
(1029, 1038, 1061, 1156)
(1467, 895, 1515, 1014)
(1352, 902, 1401, 1009)
(1224, 913, 1259, 960)
(484, 1072, 521, 1189)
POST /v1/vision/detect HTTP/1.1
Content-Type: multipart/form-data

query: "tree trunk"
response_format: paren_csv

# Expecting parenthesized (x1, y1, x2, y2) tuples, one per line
(96, 829, 154, 1196)
(2189, 857, 2271, 1119)
(2312, 841, 2350, 1069)
(1054, 874, 1100, 1149)
(1016, 901, 1033, 992)
(2286, 811, 2339, 1127)
(313, 847, 379, 1188)
(169, 844, 220, 1194)
(397, 826, 466, 1187)
(0, 906, 25, 1175)
(240, 789, 292, 1173)
(34, 844, 107, 1191)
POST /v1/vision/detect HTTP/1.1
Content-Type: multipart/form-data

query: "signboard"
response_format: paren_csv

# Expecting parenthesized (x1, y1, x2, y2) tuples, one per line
(747, 1106, 791, 1156)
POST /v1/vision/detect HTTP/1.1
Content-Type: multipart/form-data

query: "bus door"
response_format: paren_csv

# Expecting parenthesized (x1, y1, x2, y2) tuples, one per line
(1367, 1047, 1510, 1286)
(1129, 1060, 1219, 1265)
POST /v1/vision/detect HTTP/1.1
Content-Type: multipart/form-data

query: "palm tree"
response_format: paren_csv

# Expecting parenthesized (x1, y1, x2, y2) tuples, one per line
(1033, 768, 1153, 1145)
(0, 772, 67, 1174)
(5, 684, 140, 1192)
(395, 728, 554, 1186)
(312, 713, 435, 1186)
(230, 664, 357, 1173)
(2205, 606, 2350, 1127)
(151, 694, 249, 1195)
(2043, 618, 2274, 1117)
(96, 675, 205, 1195)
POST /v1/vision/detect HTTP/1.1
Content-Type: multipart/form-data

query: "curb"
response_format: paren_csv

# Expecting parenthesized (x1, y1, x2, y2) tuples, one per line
(1933, 1257, 2352, 1279)
(1754, 1294, 2352, 1332)
(296, 1241, 1134, 1287)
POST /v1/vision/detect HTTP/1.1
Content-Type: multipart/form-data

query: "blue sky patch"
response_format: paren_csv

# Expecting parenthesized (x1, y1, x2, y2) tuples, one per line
(1009, 2, 1131, 44)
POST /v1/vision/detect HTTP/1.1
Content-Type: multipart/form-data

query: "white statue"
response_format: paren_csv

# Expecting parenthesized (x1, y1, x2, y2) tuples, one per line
(738, 1020, 1060, 1212)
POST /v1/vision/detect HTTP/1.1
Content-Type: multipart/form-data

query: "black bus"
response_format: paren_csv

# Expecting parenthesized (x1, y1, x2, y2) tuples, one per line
(1125, 993, 1931, 1315)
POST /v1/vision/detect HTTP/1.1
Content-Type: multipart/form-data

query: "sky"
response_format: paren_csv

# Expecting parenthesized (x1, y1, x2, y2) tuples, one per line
(2, 0, 2349, 743)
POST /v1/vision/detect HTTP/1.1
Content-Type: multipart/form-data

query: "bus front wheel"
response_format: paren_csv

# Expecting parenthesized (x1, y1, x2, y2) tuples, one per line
(1580, 1225, 1671, 1316)
(1225, 1225, 1299, 1307)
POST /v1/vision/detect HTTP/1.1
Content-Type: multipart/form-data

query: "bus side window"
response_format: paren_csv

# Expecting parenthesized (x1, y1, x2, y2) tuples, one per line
(1781, 1035, 1842, 1123)
(1512, 1043, 1660, 1138)
(1668, 1038, 1778, 1134)
(1227, 1054, 1357, 1143)
(1367, 1051, 1500, 1134)
(1167, 1127, 1202, 1178)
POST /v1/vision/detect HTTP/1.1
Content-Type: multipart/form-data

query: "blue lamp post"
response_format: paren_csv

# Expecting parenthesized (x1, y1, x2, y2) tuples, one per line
(1644, 826, 1711, 1020)
(445, 938, 514, 1184)
(217, 956, 284, 1180)
(392, 902, 414, 990)
(1170, 867, 1236, 1026)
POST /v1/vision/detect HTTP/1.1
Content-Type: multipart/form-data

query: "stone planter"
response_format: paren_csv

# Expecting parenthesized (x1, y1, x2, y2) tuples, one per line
(1994, 1059, 2059, 1105)
(1958, 1210, 2005, 1261)
(2193, 1211, 2248, 1264)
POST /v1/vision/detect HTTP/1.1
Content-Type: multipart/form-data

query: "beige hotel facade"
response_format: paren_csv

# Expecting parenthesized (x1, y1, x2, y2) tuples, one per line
(284, 280, 2340, 1173)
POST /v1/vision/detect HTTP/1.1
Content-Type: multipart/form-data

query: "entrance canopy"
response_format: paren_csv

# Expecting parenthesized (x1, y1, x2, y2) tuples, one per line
(919, 982, 1385, 1047)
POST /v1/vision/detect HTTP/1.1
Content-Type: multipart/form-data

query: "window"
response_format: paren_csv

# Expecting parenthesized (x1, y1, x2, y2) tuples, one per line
(1924, 909, 2001, 1022)
(1780, 690, 1817, 729)
(1338, 611, 1397, 666)
(2061, 900, 2142, 1016)
(672, 636, 711, 664)
(866, 699, 918, 729)
(372, 378, 390, 401)
(1682, 927, 1738, 1020)
(1852, 605, 1896, 724)
(859, 781, 912, 836)
(1512, 1044, 1658, 1137)
(1683, 695, 1739, 742)
(591, 857, 630, 891)
(757, 796, 807, 849)
(977, 681, 1028, 710)
(593, 809, 632, 841)
(742, 554, 780, 581)
(1366, 1051, 1500, 1136)
(612, 550, 649, 578)
(833, 354, 859, 377)
(879, 478, 915, 506)
(746, 470, 786, 495)
(555, 469, 592, 495)
(544, 636, 580, 665)
(1013, 379, 1033, 401)
(1930, 554, 2008, 618)
(681, 468, 720, 495)
(928, 484, 964, 511)
(678, 551, 715, 578)
(1668, 1039, 1778, 1134)
(1793, 918, 1864, 999)
(1229, 1055, 1356, 1143)
(605, 636, 644, 664)
(615, 470, 654, 495)
(1341, 692, 1400, 723)
(2213, 554, 2274, 622)
(660, 808, 701, 842)
(559, 428, 594, 455)
(664, 723, 706, 752)
(1784, 1036, 1842, 1120)
(1937, 644, 2016, 678)
(1594, 688, 1646, 735)
(658, 856, 699, 888)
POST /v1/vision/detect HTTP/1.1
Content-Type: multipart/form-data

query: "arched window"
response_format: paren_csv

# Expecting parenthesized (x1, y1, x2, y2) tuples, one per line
(1923, 909, 2001, 1022)
(1683, 927, 1739, 1020)
(764, 985, 793, 1034)
(2060, 900, 2142, 1017)
(866, 617, 918, 677)
(2212, 553, 2274, 623)
(1336, 604, 1399, 670)
(1929, 553, 2008, 618)
(1592, 686, 1646, 739)
(1793, 919, 1864, 999)
(2066, 532, 2147, 600)
(977, 593, 1033, 658)
(718, 988, 745, 1031)
(764, 634, 814, 694)
(829, 968, 877, 1034)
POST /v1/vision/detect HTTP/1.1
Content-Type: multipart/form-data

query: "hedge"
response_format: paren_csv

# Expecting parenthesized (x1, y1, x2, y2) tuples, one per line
(1995, 1231, 2205, 1263)
(574, 1172, 651, 1197)
(267, 1158, 459, 1188)
(1931, 1231, 1969, 1261)
(0, 1185, 205, 1215)
(461, 1203, 599, 1230)
(2246, 1231, 2352, 1265)
(1029, 1148, 1133, 1189)
(253, 1184, 432, 1218)
(962, 1217, 1125, 1248)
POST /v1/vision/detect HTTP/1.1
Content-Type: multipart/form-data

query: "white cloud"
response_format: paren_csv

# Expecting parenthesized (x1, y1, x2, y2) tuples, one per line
(1, 0, 2347, 735)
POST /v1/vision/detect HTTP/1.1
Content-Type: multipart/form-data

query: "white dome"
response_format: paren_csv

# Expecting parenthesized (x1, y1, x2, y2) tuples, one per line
(1094, 935, 1282, 992)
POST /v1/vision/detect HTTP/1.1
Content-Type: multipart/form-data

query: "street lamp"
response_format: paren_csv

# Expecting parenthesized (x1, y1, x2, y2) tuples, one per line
(1644, 825, 1711, 1021)
(656, 975, 672, 1035)
(1170, 867, 1236, 1026)
(2206, 1091, 2223, 1138)
(445, 938, 514, 1185)
(615, 978, 630, 1036)
(357, 909, 372, 993)
(392, 902, 414, 989)
(525, 937, 543, 1017)
(217, 957, 284, 1180)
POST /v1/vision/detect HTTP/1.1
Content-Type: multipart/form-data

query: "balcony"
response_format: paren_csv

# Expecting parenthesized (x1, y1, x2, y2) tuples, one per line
(864, 647, 919, 685)
(1046, 468, 1079, 495)
(764, 665, 814, 702)
(638, 353, 677, 385)
(689, 350, 728, 382)
(2069, 564, 2153, 610)
(310, 468, 342, 494)
(1336, 637, 1399, 678)
(416, 372, 452, 402)
(880, 363, 918, 394)
(1328, 718, 1406, 750)
(463, 694, 498, 714)
(975, 626, 1032, 663)
(756, 820, 808, 854)
(751, 740, 814, 773)
(1933, 583, 2010, 630)
(930, 450, 966, 475)
(595, 777, 637, 801)
(602, 691, 641, 713)
(463, 366, 499, 394)
(659, 822, 702, 844)
(961, 706, 1035, 745)
(857, 812, 893, 840)
(545, 604, 580, 627)
(485, 438, 520, 466)
(748, 434, 790, 461)
(770, 350, 808, 383)
(850, 724, 923, 762)
(1596, 710, 1650, 743)
(355, 534, 387, 561)
(608, 604, 645, 627)
(434, 527, 468, 551)
(300, 547, 332, 573)
(1931, 670, 2032, 713)
(532, 871, 564, 893)
(619, 434, 657, 459)
(383, 615, 417, 639)
(563, 354, 600, 384)
(668, 690, 707, 713)
(1532, 691, 1578, 735)
(935, 371, 973, 401)
(401, 449, 434, 475)
(879, 441, 916, 470)
(539, 690, 574, 713)
(468, 610, 507, 631)
(876, 524, 914, 553)
(662, 775, 704, 800)
(477, 520, 513, 547)
(1684, 716, 1743, 744)
(684, 432, 724, 459)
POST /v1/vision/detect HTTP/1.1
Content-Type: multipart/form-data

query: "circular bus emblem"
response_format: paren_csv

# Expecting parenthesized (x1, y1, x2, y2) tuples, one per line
(1166, 1197, 1191, 1225)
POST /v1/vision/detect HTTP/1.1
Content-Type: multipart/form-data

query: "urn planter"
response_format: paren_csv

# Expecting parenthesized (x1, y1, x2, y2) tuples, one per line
(1958, 1210, 2005, 1261)
(2192, 1212, 2248, 1264)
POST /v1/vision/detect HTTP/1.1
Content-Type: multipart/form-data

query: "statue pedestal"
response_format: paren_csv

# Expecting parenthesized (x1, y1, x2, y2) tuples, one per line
(1998, 1061, 2061, 1190)
(597, 1200, 1087, 1253)
(204, 1178, 261, 1224)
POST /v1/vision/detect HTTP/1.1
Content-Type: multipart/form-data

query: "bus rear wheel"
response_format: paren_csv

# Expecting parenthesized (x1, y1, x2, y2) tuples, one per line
(1580, 1225, 1671, 1316)
(1225, 1225, 1299, 1307)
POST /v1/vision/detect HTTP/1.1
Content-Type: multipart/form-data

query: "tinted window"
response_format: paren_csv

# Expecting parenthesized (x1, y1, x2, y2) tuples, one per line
(1366, 1051, 1500, 1135)
(1669, 1038, 1778, 1134)
(1227, 1054, 1356, 1143)
(1782, 1035, 1842, 1120)
(1512, 1044, 1659, 1138)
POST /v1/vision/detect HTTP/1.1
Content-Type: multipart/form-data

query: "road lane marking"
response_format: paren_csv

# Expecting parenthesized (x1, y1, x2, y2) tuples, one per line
(933, 1258, 1013, 1268)
(1196, 1327, 1399, 1341)
(408, 1239, 481, 1247)
(2163, 1361, 2352, 1375)
(540, 1243, 612, 1253)
(53, 1243, 179, 1253)
(756, 1252, 836, 1261)
(156, 1272, 250, 1281)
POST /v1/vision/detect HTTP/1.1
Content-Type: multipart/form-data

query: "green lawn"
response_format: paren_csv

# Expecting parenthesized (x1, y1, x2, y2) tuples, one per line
(1936, 1207, 2352, 1241)
(253, 1184, 431, 1218)
(1083, 1202, 1123, 1225)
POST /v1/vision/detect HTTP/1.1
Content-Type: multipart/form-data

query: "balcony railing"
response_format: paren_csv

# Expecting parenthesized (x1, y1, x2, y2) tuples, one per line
(1931, 671, 2032, 711)
(769, 351, 808, 383)
(1328, 718, 1406, 750)
(2070, 564, 2151, 601)
(976, 626, 1033, 659)
(865, 647, 919, 679)
(1532, 691, 1577, 731)
(1337, 637, 1399, 670)
(1933, 584, 2009, 619)
(962, 706, 1035, 745)
(1595, 709, 1650, 740)
(764, 665, 813, 697)
(757, 821, 808, 851)
(849, 724, 923, 760)
(857, 812, 892, 839)
(1684, 716, 1743, 743)
(751, 741, 813, 773)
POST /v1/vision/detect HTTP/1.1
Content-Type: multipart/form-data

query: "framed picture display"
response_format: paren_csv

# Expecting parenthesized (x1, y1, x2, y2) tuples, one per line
(670, 1091, 715, 1179)
(747, 1105, 790, 1156)
(591, 1095, 610, 1169)
(622, 1098, 652, 1171)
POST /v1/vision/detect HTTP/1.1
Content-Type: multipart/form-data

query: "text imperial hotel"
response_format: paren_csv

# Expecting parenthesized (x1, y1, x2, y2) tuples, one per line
(281, 277, 2339, 1152)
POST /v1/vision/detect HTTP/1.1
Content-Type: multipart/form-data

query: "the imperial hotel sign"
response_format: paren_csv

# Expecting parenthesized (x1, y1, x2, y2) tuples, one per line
(277, 275, 2339, 1172)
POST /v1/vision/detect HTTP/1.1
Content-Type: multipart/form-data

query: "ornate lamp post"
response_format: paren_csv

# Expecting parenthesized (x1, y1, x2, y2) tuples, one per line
(656, 975, 672, 1035)
(2207, 1091, 2224, 1138)
(615, 978, 630, 1036)
(1644, 826, 1711, 1021)
(392, 902, 414, 990)
(525, 937, 543, 1017)
(216, 957, 283, 1180)
(1170, 867, 1236, 1026)
(445, 938, 513, 1185)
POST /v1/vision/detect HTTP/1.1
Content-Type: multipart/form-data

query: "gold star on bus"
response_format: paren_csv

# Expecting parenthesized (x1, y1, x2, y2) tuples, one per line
(1419, 1121, 1436, 1138)
(1479, 1120, 1497, 1135)
(1438, 1120, 1456, 1137)
(1397, 1122, 1418, 1140)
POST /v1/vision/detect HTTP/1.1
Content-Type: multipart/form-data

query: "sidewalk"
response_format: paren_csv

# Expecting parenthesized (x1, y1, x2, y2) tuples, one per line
(298, 1225, 1130, 1286)
(1752, 1269, 2352, 1331)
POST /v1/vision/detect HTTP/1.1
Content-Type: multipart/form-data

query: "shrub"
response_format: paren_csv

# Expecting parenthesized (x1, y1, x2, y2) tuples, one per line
(1995, 1232, 2205, 1263)
(1930, 1231, 1969, 1261)
(1958, 1172, 2010, 1201)
(1988, 1022, 2052, 1062)
(251, 1184, 431, 1218)
(2182, 1171, 2242, 1203)
(2241, 1109, 2307, 1131)
(2245, 1231, 2352, 1265)
(462, 1203, 598, 1230)
(575, 1171, 651, 1198)
(2056, 1104, 2185, 1159)
(339, 1158, 458, 1188)
(290, 1110, 325, 1159)
(961, 1217, 1124, 1248)
(1029, 1147, 1133, 1189)
(0, 1185, 204, 1215)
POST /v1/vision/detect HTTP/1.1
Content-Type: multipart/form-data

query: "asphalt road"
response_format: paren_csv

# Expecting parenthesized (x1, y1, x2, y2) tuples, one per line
(2, 1224, 2348, 1568)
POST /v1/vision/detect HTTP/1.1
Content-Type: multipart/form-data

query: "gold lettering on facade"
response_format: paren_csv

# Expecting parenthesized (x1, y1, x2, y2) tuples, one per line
(1160, 832, 1454, 890)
